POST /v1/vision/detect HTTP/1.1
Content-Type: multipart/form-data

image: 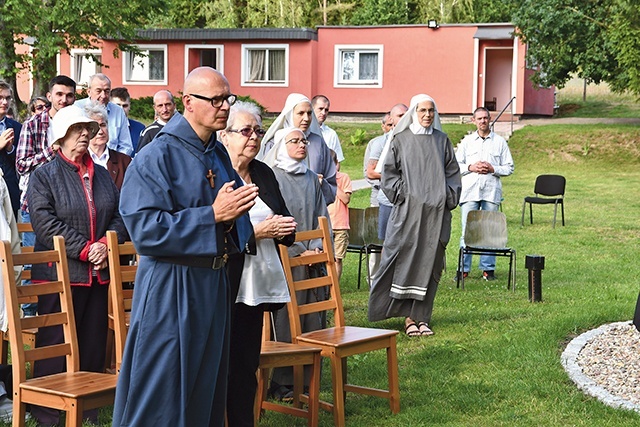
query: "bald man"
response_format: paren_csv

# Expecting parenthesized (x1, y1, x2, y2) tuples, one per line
(113, 67, 258, 426)
(137, 89, 177, 153)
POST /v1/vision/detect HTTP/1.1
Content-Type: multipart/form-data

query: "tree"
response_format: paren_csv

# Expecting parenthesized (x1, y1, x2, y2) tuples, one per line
(0, 0, 166, 104)
(512, 0, 640, 96)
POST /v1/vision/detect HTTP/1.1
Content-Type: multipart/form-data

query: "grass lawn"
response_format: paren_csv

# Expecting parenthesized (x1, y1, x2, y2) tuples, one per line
(7, 102, 640, 426)
(257, 120, 640, 426)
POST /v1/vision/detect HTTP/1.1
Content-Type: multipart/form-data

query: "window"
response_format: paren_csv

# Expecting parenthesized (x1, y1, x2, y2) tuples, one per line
(184, 45, 224, 77)
(334, 45, 383, 87)
(70, 49, 102, 88)
(241, 44, 288, 86)
(123, 45, 167, 85)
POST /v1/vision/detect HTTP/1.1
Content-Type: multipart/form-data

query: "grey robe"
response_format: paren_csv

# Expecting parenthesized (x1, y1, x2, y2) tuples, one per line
(270, 167, 330, 386)
(368, 129, 461, 323)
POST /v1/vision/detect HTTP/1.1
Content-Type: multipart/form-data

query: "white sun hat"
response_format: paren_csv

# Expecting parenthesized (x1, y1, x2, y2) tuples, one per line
(50, 105, 99, 146)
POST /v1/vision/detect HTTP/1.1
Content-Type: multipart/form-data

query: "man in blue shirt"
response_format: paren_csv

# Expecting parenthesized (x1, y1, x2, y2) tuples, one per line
(111, 87, 145, 155)
(75, 74, 133, 157)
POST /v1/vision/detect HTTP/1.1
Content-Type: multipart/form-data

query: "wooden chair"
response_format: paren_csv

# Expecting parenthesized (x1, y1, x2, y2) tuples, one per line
(1, 222, 37, 365)
(255, 312, 322, 426)
(106, 230, 136, 374)
(0, 236, 118, 427)
(278, 216, 400, 426)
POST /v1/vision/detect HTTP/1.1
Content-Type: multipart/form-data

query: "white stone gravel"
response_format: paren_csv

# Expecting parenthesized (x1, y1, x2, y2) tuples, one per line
(562, 321, 640, 412)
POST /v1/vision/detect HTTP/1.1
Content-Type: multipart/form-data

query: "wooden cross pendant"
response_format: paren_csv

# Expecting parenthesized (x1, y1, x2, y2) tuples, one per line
(206, 169, 216, 188)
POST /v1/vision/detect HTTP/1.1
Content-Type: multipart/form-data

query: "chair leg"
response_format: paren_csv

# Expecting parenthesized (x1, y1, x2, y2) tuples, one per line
(529, 203, 533, 224)
(255, 367, 268, 423)
(307, 353, 321, 427)
(521, 201, 526, 226)
(67, 398, 83, 427)
(387, 337, 400, 414)
(456, 248, 462, 289)
(13, 399, 26, 427)
(330, 356, 347, 427)
(561, 200, 565, 226)
(356, 249, 365, 289)
(552, 202, 558, 228)
(507, 251, 514, 291)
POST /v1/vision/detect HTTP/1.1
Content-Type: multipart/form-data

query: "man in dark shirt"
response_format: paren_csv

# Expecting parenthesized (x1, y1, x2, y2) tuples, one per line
(137, 90, 176, 153)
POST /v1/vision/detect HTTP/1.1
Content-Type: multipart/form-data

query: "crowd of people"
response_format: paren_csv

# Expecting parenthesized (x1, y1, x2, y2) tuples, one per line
(0, 66, 514, 425)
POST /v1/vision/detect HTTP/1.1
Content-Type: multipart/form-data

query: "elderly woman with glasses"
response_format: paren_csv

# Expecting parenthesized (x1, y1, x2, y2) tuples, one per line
(83, 103, 132, 190)
(258, 93, 337, 205)
(28, 96, 50, 117)
(26, 105, 127, 425)
(220, 101, 297, 426)
(263, 126, 330, 401)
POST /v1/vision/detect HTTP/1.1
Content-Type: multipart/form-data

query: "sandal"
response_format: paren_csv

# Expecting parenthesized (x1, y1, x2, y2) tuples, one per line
(417, 322, 434, 336)
(405, 322, 421, 337)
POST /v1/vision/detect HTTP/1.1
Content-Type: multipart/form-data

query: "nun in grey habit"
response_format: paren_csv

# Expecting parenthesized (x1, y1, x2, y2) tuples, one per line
(368, 94, 461, 337)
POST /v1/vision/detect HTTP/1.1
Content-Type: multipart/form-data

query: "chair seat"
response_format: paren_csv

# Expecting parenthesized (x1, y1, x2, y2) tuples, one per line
(464, 246, 514, 254)
(260, 341, 321, 357)
(21, 371, 118, 399)
(297, 326, 398, 348)
(524, 196, 561, 204)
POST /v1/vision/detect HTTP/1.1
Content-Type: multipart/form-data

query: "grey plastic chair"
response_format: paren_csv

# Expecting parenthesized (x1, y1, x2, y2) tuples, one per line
(457, 210, 516, 291)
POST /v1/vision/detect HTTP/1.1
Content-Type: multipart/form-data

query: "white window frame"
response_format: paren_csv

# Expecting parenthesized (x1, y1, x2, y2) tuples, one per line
(241, 44, 289, 87)
(184, 44, 225, 78)
(69, 49, 102, 89)
(334, 44, 383, 88)
(122, 44, 168, 86)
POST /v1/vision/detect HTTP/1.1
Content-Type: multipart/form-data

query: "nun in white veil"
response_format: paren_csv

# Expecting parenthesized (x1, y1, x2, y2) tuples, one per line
(267, 126, 331, 398)
(258, 93, 337, 204)
(368, 94, 461, 337)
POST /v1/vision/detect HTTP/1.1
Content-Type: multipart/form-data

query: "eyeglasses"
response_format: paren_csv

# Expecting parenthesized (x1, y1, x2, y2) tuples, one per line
(35, 104, 47, 111)
(285, 138, 309, 146)
(417, 107, 435, 115)
(0, 96, 12, 103)
(227, 127, 266, 138)
(189, 93, 237, 108)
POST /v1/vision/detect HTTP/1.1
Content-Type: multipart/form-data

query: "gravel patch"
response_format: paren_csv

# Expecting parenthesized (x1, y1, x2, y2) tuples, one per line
(562, 321, 640, 412)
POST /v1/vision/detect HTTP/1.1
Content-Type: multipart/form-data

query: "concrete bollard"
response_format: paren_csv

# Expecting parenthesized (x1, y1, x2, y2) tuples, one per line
(525, 255, 545, 302)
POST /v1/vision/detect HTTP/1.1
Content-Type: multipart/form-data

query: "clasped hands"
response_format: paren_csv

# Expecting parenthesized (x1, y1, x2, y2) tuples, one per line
(255, 214, 297, 240)
(88, 241, 108, 271)
(469, 160, 494, 174)
(212, 181, 260, 223)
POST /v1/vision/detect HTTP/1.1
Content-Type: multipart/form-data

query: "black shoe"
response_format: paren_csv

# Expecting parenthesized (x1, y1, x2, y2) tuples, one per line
(268, 384, 294, 402)
(483, 270, 496, 281)
(454, 271, 469, 282)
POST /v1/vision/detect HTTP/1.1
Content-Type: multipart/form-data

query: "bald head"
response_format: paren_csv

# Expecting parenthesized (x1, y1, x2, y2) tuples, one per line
(389, 103, 408, 126)
(153, 90, 176, 122)
(182, 67, 233, 143)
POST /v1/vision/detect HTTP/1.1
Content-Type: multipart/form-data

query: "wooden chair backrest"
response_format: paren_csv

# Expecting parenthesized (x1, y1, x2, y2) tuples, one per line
(17, 222, 34, 283)
(106, 231, 136, 373)
(0, 236, 79, 383)
(278, 216, 345, 340)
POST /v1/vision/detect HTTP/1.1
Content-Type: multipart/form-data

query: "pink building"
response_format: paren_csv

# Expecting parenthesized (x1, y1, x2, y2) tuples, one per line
(20, 23, 555, 116)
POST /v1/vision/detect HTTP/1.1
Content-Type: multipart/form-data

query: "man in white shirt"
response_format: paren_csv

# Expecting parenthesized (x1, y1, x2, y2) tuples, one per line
(312, 95, 344, 162)
(75, 74, 133, 157)
(456, 107, 514, 281)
